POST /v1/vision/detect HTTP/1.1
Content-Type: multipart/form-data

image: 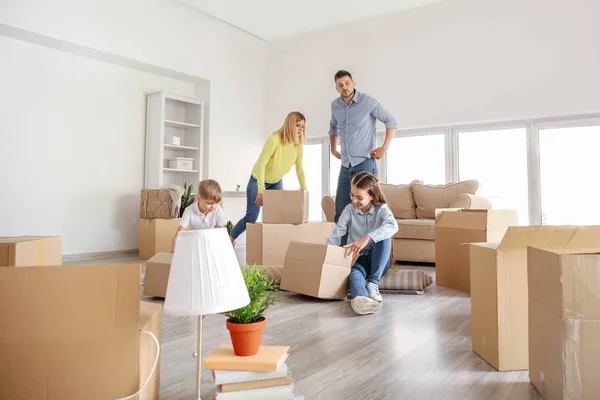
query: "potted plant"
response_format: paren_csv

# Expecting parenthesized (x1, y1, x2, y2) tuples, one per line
(222, 264, 278, 356)
(179, 183, 195, 218)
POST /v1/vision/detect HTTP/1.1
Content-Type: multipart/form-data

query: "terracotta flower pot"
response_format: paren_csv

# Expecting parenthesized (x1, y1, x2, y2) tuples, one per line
(226, 317, 266, 356)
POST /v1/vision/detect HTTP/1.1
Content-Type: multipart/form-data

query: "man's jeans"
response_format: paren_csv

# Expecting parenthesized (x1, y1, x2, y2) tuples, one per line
(349, 238, 392, 299)
(230, 175, 283, 240)
(334, 157, 378, 244)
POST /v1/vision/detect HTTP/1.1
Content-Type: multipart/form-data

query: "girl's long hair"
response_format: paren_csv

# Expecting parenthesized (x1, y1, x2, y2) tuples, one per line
(352, 172, 387, 207)
(274, 111, 306, 145)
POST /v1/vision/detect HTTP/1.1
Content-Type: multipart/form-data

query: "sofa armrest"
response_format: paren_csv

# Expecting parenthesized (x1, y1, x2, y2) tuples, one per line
(321, 196, 336, 222)
(450, 193, 492, 210)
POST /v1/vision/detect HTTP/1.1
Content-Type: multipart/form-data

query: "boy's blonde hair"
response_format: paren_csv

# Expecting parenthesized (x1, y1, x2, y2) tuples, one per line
(197, 179, 222, 203)
(274, 111, 306, 145)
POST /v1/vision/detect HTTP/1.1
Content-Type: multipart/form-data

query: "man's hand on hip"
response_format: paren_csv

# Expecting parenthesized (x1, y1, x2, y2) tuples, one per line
(370, 146, 387, 160)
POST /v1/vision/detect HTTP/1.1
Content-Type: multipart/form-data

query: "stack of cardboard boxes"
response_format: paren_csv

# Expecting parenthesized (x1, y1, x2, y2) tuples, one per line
(246, 190, 333, 268)
(139, 188, 181, 259)
(247, 190, 356, 300)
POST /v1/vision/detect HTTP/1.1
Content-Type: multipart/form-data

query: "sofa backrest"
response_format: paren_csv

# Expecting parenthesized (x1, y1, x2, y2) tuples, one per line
(413, 180, 479, 219)
(380, 180, 422, 219)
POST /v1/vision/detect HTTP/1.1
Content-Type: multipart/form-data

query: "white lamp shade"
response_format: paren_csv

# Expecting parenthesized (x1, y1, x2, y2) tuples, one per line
(163, 228, 250, 316)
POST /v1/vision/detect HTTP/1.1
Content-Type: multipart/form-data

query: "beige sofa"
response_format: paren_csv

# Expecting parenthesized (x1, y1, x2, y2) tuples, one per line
(321, 180, 491, 263)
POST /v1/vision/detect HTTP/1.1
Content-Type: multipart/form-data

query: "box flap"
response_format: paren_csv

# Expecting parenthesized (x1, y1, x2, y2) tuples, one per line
(147, 252, 173, 265)
(285, 242, 356, 267)
(470, 242, 501, 250)
(434, 208, 462, 220)
(499, 226, 600, 252)
(285, 242, 328, 263)
(436, 209, 518, 231)
(0, 264, 141, 398)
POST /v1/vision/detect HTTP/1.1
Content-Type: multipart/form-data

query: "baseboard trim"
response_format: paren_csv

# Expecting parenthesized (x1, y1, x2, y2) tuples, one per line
(62, 249, 139, 262)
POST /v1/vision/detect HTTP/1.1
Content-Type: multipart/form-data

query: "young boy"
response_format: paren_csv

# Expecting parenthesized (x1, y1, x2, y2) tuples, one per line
(171, 179, 226, 252)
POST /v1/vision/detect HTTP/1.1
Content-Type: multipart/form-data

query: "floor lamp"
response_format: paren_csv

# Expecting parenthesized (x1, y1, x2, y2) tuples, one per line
(163, 229, 250, 400)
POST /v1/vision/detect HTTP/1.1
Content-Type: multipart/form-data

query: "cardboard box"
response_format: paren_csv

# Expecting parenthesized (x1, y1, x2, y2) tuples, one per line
(246, 222, 334, 266)
(281, 242, 357, 299)
(0, 236, 62, 267)
(470, 226, 600, 372)
(435, 209, 518, 293)
(263, 190, 309, 224)
(143, 252, 173, 297)
(139, 218, 181, 259)
(527, 231, 600, 400)
(139, 301, 162, 400)
(0, 263, 160, 399)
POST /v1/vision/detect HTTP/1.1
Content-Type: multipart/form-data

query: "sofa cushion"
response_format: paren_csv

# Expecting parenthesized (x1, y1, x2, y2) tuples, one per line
(413, 180, 479, 219)
(380, 180, 422, 219)
(394, 219, 435, 240)
(380, 268, 433, 292)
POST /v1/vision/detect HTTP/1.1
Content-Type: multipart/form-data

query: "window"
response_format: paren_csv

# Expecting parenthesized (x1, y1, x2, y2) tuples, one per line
(539, 124, 600, 225)
(458, 128, 529, 225)
(386, 134, 446, 185)
(282, 143, 323, 221)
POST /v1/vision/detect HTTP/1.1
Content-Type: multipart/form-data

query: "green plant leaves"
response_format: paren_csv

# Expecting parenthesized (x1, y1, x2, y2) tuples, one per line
(226, 220, 234, 236)
(179, 182, 195, 218)
(222, 264, 278, 324)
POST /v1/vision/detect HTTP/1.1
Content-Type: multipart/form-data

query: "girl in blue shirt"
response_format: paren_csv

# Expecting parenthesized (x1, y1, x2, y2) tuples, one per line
(327, 172, 399, 315)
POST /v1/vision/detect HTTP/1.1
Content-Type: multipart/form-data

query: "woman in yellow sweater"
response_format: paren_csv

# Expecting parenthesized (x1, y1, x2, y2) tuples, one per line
(230, 111, 307, 243)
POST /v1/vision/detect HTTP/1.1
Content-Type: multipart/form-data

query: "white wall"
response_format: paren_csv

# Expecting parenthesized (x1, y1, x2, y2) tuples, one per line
(266, 0, 600, 135)
(0, 0, 267, 254)
(0, 36, 195, 254)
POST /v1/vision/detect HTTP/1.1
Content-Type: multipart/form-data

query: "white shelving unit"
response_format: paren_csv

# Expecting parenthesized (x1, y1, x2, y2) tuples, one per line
(144, 91, 204, 189)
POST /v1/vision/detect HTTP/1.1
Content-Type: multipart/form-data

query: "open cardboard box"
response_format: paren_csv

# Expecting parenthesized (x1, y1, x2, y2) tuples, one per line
(281, 241, 359, 300)
(0, 264, 161, 400)
(435, 208, 518, 293)
(469, 225, 600, 372)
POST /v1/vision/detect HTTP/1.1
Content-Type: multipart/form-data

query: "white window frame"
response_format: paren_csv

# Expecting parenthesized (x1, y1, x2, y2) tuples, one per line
(313, 112, 600, 226)
(382, 127, 449, 185)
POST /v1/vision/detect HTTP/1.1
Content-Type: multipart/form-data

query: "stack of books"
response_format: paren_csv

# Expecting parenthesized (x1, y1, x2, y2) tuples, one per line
(203, 344, 304, 399)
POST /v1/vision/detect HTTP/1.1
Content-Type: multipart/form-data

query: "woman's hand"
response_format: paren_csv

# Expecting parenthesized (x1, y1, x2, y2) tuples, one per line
(343, 235, 372, 258)
(255, 194, 264, 206)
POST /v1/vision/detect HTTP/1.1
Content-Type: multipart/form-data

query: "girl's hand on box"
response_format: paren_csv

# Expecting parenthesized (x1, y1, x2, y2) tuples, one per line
(343, 235, 372, 258)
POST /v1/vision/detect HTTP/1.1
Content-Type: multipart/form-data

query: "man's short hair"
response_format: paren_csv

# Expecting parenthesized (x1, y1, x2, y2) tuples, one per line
(334, 70, 353, 82)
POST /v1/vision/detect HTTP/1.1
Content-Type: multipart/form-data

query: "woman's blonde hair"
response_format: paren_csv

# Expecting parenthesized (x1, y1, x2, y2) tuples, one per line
(274, 111, 306, 145)
(352, 172, 388, 208)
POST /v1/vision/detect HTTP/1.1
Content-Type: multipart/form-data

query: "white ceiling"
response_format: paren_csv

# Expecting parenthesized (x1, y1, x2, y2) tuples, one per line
(183, 0, 445, 40)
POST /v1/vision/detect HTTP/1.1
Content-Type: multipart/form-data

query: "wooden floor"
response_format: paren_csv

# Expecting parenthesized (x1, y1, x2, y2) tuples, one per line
(71, 255, 542, 400)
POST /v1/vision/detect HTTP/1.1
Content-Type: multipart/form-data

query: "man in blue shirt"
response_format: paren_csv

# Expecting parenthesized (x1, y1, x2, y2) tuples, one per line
(329, 70, 398, 226)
